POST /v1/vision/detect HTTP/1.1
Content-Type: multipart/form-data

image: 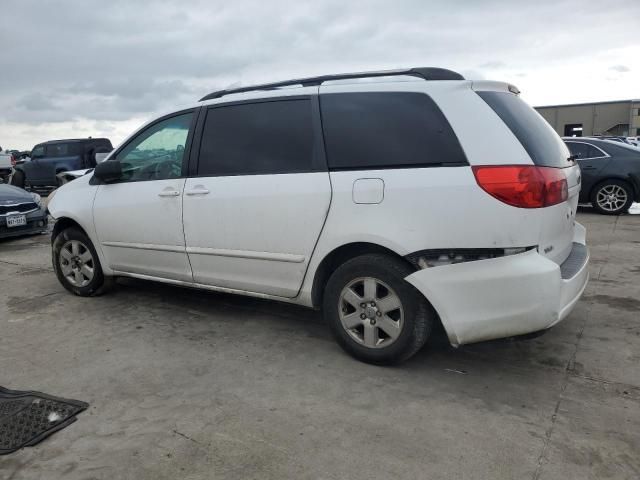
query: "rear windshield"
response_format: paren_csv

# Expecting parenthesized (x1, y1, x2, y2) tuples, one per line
(477, 91, 570, 168)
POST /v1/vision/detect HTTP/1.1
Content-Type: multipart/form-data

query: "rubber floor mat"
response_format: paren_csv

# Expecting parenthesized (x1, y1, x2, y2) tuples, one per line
(0, 386, 88, 455)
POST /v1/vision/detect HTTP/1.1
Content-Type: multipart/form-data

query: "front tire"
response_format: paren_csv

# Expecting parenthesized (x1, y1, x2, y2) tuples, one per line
(52, 227, 114, 296)
(591, 179, 634, 215)
(323, 254, 432, 365)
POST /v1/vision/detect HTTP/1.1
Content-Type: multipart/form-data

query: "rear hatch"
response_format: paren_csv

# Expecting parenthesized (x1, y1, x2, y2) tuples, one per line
(474, 85, 579, 265)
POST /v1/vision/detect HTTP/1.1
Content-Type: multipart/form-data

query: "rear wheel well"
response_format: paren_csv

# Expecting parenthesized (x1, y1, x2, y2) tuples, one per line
(51, 217, 86, 243)
(311, 242, 416, 309)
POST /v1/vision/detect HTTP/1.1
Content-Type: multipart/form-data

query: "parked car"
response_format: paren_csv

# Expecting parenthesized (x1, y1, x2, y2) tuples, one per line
(14, 151, 32, 163)
(0, 151, 13, 183)
(11, 138, 112, 189)
(55, 149, 112, 185)
(563, 137, 640, 215)
(588, 135, 634, 145)
(48, 67, 589, 364)
(0, 184, 48, 239)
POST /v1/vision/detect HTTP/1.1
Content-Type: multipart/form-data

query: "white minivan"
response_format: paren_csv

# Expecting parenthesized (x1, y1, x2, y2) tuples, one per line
(48, 68, 589, 364)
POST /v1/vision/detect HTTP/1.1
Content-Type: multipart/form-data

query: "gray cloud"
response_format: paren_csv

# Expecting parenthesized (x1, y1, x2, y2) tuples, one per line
(609, 64, 630, 72)
(479, 61, 506, 69)
(1, 0, 639, 148)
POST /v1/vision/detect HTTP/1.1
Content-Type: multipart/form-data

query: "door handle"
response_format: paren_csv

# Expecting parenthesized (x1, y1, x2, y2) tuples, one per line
(582, 166, 597, 171)
(185, 187, 210, 196)
(158, 189, 180, 197)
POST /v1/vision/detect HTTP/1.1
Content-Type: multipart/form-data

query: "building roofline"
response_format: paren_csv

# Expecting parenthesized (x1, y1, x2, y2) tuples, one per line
(535, 99, 640, 109)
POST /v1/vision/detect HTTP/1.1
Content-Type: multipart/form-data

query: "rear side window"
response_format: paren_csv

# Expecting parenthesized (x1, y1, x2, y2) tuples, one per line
(565, 142, 604, 159)
(91, 139, 113, 150)
(197, 99, 315, 176)
(45, 143, 82, 157)
(320, 92, 467, 170)
(45, 143, 68, 157)
(477, 91, 570, 168)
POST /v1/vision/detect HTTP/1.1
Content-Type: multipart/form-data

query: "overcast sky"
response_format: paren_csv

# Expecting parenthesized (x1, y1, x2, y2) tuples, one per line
(1, 0, 638, 150)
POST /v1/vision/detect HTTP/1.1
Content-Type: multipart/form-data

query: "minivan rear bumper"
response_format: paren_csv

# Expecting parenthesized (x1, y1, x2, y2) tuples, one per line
(404, 223, 589, 346)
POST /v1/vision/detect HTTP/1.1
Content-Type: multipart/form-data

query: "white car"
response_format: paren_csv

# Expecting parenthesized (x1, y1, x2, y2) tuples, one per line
(0, 150, 13, 183)
(47, 68, 589, 364)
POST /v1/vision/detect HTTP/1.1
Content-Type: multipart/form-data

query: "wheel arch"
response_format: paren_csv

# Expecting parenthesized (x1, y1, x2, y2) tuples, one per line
(51, 217, 88, 243)
(310, 242, 417, 309)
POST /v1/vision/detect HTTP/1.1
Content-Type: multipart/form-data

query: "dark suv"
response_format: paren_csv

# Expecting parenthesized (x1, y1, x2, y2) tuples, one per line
(12, 138, 112, 188)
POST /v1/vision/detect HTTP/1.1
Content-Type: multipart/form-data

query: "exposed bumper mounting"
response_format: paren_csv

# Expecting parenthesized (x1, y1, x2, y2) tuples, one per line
(405, 223, 589, 345)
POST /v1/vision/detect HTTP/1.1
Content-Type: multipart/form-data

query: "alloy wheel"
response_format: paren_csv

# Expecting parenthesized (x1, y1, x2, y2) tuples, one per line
(59, 240, 95, 287)
(338, 277, 404, 348)
(596, 184, 628, 213)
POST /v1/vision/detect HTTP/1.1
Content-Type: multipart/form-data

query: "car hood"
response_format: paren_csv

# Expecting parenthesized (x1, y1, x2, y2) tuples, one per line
(0, 184, 34, 204)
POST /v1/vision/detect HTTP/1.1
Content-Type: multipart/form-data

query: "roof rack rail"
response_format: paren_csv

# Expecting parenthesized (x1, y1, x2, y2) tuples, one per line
(199, 67, 465, 101)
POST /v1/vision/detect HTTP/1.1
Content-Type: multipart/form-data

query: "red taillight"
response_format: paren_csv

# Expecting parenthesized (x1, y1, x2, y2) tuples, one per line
(10, 155, 16, 166)
(472, 165, 568, 208)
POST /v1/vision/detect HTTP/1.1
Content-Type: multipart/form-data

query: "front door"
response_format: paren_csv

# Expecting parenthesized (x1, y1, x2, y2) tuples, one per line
(182, 96, 331, 297)
(22, 144, 52, 185)
(93, 111, 196, 282)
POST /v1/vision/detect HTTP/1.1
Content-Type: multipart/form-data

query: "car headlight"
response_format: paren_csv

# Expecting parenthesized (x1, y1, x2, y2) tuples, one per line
(30, 192, 42, 206)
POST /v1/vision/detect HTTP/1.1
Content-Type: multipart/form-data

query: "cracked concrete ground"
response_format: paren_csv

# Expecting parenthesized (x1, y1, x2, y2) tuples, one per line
(0, 209, 639, 479)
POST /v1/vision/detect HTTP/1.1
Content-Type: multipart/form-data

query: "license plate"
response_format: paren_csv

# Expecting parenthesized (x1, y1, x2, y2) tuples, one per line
(6, 215, 27, 228)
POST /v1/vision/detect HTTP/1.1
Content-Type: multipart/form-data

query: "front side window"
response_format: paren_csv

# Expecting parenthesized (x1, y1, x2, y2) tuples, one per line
(31, 145, 45, 158)
(115, 112, 193, 181)
(197, 99, 314, 176)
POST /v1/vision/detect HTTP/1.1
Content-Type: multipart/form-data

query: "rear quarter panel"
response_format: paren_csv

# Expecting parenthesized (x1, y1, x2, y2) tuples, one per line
(299, 166, 547, 305)
(599, 157, 640, 200)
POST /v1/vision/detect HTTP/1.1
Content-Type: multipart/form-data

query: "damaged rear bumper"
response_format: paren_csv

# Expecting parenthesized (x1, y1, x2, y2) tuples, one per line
(404, 224, 589, 346)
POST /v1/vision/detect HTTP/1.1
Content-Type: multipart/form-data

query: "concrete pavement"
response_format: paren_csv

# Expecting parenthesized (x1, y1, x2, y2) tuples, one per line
(0, 209, 638, 479)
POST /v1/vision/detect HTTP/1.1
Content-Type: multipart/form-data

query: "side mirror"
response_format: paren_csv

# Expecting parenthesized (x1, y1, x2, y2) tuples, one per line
(93, 160, 122, 183)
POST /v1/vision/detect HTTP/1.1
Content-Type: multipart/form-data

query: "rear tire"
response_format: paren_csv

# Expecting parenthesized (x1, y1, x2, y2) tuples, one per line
(52, 227, 114, 296)
(591, 179, 633, 215)
(323, 253, 432, 365)
(10, 170, 25, 188)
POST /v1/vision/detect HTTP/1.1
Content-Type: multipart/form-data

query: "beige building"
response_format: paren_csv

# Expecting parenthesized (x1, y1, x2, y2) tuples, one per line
(535, 99, 640, 137)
